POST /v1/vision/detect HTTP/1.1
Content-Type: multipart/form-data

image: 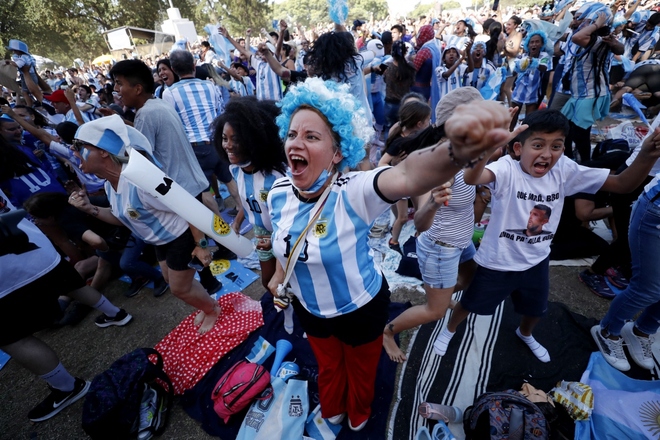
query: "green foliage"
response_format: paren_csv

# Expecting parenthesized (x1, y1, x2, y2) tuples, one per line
(408, 2, 437, 19)
(272, 0, 387, 28)
(441, 0, 462, 10)
(214, 0, 272, 36)
(0, 0, 212, 65)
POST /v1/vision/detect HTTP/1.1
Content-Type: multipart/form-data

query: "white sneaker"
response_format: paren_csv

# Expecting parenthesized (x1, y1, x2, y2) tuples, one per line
(621, 322, 655, 370)
(591, 325, 630, 371)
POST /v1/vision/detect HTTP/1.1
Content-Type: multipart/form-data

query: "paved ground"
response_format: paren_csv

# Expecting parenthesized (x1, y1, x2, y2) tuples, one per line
(0, 258, 612, 440)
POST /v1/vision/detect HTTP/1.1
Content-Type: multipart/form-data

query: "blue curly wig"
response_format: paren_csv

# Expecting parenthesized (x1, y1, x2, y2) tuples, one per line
(522, 29, 548, 53)
(276, 78, 373, 170)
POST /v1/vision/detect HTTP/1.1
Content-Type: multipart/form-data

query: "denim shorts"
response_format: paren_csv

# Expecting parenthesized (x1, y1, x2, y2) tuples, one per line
(416, 233, 476, 289)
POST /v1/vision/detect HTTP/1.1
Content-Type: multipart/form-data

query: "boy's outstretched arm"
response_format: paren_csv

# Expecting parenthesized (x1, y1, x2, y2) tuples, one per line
(600, 127, 660, 193)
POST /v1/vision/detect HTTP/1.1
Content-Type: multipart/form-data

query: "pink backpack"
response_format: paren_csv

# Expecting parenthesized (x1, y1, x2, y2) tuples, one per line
(212, 360, 272, 423)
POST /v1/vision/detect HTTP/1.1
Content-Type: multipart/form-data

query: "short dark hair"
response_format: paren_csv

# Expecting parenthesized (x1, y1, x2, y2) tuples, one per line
(533, 204, 551, 219)
(381, 31, 393, 45)
(201, 41, 211, 48)
(169, 50, 195, 76)
(109, 59, 155, 94)
(391, 24, 404, 34)
(56, 121, 78, 144)
(517, 109, 570, 144)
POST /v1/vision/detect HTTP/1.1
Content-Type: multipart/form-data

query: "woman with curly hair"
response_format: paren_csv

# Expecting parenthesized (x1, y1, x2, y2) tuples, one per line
(304, 30, 371, 118)
(267, 77, 515, 431)
(213, 97, 287, 289)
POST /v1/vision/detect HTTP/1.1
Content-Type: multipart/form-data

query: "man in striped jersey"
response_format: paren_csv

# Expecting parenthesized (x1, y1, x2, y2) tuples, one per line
(163, 50, 242, 221)
(218, 26, 283, 102)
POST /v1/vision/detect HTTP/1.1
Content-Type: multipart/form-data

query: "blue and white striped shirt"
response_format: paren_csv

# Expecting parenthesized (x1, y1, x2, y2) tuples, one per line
(162, 78, 224, 143)
(435, 64, 464, 102)
(251, 56, 282, 101)
(229, 76, 255, 97)
(268, 169, 393, 318)
(105, 172, 189, 246)
(230, 165, 286, 231)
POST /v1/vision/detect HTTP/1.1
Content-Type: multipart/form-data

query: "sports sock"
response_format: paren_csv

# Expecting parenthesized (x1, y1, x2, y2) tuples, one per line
(92, 295, 120, 318)
(433, 328, 455, 356)
(40, 362, 75, 392)
(516, 327, 550, 363)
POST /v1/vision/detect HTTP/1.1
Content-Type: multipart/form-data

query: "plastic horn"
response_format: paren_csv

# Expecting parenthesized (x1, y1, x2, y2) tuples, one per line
(122, 149, 253, 257)
(270, 339, 293, 377)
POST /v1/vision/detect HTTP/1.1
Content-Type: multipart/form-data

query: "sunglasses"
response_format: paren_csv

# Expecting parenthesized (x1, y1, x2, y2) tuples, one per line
(71, 139, 93, 154)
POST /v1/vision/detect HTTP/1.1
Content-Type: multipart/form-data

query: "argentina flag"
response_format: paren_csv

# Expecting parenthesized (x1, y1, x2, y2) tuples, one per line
(575, 352, 660, 439)
(245, 336, 275, 365)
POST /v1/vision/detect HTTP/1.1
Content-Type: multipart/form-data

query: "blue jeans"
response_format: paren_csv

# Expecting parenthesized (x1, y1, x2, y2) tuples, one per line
(371, 92, 385, 127)
(600, 193, 660, 336)
(384, 101, 400, 140)
(98, 234, 161, 281)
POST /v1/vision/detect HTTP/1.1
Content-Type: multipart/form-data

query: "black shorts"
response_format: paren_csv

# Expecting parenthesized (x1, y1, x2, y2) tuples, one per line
(291, 278, 391, 347)
(0, 259, 86, 346)
(460, 257, 550, 317)
(155, 228, 195, 271)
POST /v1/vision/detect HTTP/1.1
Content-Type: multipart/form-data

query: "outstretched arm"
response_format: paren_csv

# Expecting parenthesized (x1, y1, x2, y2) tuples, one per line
(601, 128, 660, 193)
(1, 105, 57, 145)
(219, 26, 253, 61)
(258, 43, 291, 79)
(377, 101, 513, 201)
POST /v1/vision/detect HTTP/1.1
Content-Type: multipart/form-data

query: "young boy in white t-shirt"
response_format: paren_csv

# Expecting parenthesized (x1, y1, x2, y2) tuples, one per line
(433, 109, 660, 362)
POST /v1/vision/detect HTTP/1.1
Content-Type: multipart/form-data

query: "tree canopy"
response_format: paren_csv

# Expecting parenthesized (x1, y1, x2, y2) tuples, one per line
(0, 0, 271, 65)
(272, 0, 388, 29)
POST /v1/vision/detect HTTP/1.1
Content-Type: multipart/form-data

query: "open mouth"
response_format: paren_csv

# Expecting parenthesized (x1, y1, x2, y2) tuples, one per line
(533, 161, 549, 173)
(289, 154, 308, 175)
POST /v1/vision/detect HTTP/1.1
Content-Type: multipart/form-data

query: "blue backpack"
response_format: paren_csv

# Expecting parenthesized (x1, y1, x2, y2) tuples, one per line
(81, 348, 173, 439)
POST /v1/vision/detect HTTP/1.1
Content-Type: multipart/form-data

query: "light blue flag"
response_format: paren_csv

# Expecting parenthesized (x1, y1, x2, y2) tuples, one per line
(328, 0, 348, 25)
(622, 93, 650, 126)
(575, 352, 660, 440)
(204, 24, 235, 66)
(479, 66, 507, 101)
(245, 336, 275, 365)
(305, 404, 342, 440)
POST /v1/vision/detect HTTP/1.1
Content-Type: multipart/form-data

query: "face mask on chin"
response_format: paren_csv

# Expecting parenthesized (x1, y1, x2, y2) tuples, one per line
(287, 151, 338, 195)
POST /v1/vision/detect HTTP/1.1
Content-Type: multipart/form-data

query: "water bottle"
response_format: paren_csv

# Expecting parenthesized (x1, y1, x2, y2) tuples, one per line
(472, 222, 485, 247)
(418, 402, 463, 424)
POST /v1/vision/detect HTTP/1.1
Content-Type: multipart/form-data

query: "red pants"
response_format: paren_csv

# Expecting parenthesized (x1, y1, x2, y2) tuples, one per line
(307, 334, 383, 427)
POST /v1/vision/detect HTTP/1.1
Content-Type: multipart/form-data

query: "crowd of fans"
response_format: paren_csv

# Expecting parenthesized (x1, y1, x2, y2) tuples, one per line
(2, 0, 660, 434)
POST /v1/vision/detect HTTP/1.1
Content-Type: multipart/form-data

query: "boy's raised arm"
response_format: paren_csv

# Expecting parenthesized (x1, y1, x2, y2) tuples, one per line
(600, 127, 660, 193)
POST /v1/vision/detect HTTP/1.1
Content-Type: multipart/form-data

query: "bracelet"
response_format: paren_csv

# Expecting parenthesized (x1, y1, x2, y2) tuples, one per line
(91, 206, 99, 217)
(447, 143, 486, 169)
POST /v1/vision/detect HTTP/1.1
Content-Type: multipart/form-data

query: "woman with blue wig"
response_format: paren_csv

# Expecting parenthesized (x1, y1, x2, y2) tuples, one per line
(267, 77, 517, 431)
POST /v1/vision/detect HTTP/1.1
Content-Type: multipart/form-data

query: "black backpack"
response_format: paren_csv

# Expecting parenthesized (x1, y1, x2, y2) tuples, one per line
(463, 389, 549, 440)
(82, 348, 173, 440)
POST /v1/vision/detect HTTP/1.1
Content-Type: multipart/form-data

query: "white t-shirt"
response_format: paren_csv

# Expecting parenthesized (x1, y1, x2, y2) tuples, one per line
(0, 189, 60, 298)
(474, 155, 609, 271)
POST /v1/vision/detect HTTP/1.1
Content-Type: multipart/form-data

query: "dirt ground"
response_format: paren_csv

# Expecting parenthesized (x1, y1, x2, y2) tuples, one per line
(0, 241, 612, 440)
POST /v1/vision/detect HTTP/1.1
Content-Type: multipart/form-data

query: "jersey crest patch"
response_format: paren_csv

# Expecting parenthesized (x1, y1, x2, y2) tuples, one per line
(313, 219, 329, 238)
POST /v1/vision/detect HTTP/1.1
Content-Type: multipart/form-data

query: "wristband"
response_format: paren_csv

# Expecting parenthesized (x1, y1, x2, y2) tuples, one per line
(447, 143, 486, 169)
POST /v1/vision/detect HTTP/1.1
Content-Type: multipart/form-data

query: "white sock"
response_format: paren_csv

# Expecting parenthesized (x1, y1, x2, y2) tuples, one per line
(92, 295, 120, 317)
(433, 328, 455, 356)
(516, 327, 550, 363)
(40, 362, 75, 392)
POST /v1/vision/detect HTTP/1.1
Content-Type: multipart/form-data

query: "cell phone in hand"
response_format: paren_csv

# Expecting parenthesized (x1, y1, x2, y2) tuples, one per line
(378, 63, 389, 74)
(188, 256, 205, 272)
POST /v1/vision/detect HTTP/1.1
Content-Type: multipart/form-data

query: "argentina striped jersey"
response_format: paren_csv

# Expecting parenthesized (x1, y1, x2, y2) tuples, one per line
(230, 164, 286, 231)
(251, 56, 282, 101)
(162, 78, 224, 143)
(105, 173, 188, 246)
(268, 169, 394, 318)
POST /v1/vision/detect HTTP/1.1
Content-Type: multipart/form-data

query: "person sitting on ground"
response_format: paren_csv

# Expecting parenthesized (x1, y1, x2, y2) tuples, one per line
(68, 115, 220, 334)
(434, 109, 660, 364)
(0, 187, 131, 423)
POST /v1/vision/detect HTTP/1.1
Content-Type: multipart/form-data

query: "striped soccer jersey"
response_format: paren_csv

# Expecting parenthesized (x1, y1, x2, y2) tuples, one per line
(162, 78, 224, 143)
(105, 173, 188, 246)
(268, 169, 393, 318)
(251, 56, 282, 101)
(230, 165, 286, 231)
